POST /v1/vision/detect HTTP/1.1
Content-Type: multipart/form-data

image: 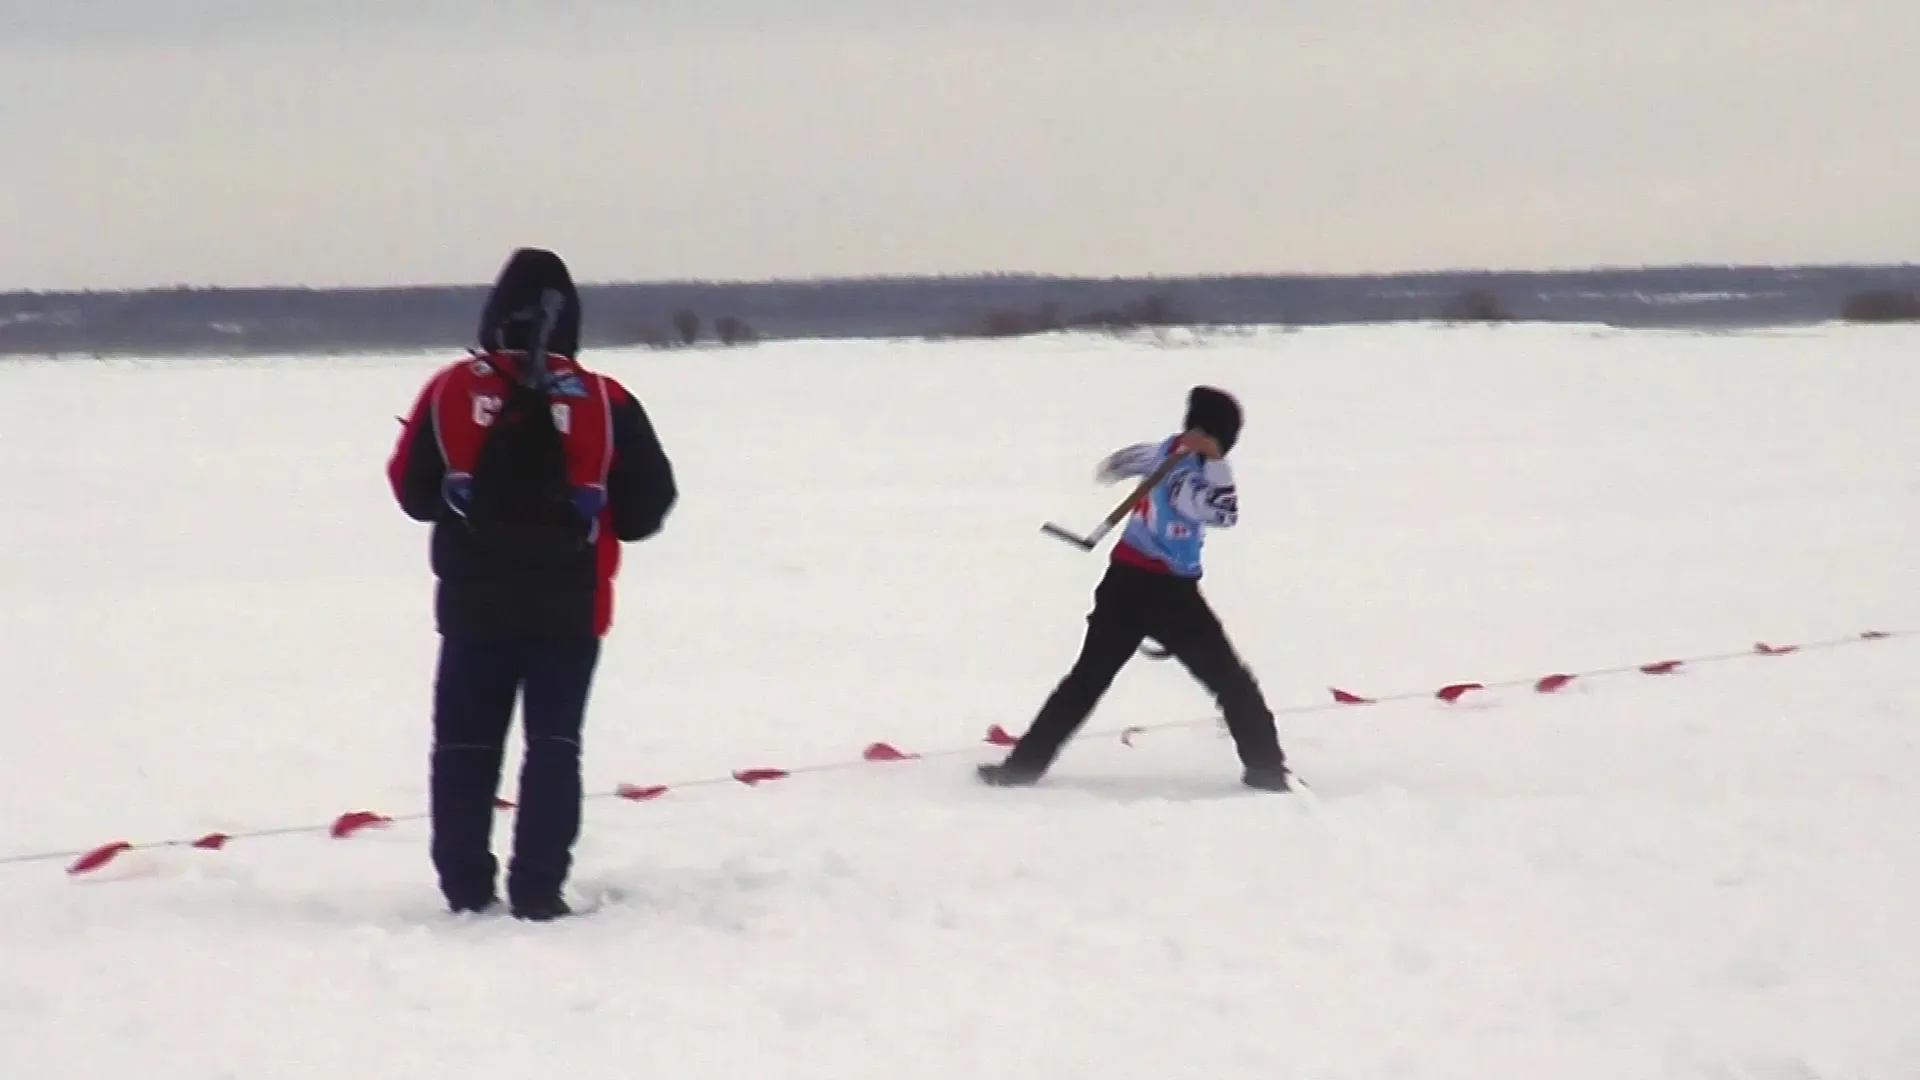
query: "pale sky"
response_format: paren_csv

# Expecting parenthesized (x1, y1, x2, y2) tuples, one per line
(1, 1, 1915, 291)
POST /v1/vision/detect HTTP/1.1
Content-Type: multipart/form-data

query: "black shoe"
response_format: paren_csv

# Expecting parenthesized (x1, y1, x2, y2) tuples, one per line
(1241, 764, 1293, 792)
(510, 896, 573, 922)
(447, 893, 499, 916)
(977, 761, 1043, 787)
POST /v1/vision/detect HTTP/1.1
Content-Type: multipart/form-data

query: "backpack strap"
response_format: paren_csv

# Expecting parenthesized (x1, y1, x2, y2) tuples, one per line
(500, 287, 569, 391)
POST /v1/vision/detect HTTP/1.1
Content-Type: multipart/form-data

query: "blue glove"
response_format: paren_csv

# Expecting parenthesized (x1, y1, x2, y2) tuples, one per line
(442, 472, 473, 517)
(570, 484, 607, 521)
(571, 484, 607, 541)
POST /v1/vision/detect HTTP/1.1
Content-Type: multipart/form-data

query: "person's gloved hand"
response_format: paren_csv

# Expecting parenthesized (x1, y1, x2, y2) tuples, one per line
(442, 472, 473, 517)
(571, 484, 607, 522)
(571, 484, 607, 541)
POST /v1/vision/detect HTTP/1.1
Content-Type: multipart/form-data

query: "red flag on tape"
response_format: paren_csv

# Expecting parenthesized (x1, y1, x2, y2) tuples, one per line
(1331, 687, 1374, 705)
(733, 768, 789, 785)
(1535, 673, 1577, 693)
(616, 783, 668, 801)
(1436, 682, 1484, 703)
(67, 841, 132, 875)
(862, 742, 918, 762)
(984, 725, 1019, 747)
(329, 811, 391, 839)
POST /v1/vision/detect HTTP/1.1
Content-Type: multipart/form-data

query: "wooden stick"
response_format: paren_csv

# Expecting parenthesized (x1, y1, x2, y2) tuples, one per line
(1039, 450, 1191, 551)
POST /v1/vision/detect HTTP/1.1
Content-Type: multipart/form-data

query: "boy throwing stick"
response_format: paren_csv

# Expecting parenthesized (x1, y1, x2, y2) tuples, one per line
(979, 386, 1292, 793)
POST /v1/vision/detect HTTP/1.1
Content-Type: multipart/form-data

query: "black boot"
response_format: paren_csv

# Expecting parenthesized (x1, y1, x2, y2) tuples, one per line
(511, 895, 574, 922)
(1241, 764, 1292, 792)
(977, 761, 1045, 787)
(448, 894, 500, 916)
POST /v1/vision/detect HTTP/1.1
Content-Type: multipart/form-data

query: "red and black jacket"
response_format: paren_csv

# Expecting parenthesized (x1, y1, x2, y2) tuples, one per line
(387, 350, 676, 639)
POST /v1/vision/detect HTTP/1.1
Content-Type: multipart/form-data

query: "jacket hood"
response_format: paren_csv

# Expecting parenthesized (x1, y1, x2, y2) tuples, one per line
(1183, 385, 1243, 453)
(476, 247, 582, 369)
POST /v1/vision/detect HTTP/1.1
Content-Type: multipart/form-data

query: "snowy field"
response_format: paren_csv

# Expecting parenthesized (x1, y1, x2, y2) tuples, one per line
(2, 322, 1918, 1079)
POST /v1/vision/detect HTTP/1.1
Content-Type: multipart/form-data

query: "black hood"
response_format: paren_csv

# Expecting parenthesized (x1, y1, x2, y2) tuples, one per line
(1183, 385, 1243, 453)
(476, 247, 582, 362)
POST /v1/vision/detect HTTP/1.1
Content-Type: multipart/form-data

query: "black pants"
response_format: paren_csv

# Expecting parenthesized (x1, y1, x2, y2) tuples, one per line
(429, 634, 601, 910)
(1009, 562, 1285, 774)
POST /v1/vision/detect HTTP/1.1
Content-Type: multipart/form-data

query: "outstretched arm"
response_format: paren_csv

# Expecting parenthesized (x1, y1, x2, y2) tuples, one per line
(1094, 442, 1165, 484)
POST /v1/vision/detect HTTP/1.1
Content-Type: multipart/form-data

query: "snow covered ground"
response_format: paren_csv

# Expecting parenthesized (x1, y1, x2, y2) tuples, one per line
(1, 322, 1917, 1079)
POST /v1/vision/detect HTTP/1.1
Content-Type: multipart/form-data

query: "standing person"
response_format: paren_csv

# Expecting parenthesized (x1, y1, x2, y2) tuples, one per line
(978, 386, 1291, 792)
(386, 247, 678, 920)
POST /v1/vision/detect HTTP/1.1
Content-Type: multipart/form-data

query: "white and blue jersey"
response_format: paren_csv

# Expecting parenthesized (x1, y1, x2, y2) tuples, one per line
(1098, 436, 1239, 578)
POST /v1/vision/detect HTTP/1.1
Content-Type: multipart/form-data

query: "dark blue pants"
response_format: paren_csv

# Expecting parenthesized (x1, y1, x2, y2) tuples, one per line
(429, 635, 601, 911)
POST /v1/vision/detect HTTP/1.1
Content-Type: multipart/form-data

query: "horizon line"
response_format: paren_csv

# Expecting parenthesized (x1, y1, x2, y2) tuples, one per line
(5, 260, 1918, 298)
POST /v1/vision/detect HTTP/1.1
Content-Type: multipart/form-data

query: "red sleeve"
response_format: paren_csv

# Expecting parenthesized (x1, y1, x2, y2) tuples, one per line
(387, 365, 451, 520)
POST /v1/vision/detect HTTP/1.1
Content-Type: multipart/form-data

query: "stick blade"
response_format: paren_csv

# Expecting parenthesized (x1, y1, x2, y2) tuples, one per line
(1039, 522, 1097, 551)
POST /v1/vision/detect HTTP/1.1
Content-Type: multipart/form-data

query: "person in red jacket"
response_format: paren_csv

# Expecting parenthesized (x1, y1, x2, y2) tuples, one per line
(387, 248, 677, 920)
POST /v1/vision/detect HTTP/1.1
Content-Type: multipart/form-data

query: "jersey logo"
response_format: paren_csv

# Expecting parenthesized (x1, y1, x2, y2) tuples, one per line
(472, 393, 502, 426)
(471, 392, 570, 433)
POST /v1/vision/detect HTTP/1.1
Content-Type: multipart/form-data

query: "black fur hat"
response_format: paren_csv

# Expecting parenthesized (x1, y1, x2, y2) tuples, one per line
(1183, 385, 1243, 453)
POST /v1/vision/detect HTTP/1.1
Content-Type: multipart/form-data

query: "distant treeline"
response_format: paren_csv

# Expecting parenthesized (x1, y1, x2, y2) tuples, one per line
(2, 265, 1919, 358)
